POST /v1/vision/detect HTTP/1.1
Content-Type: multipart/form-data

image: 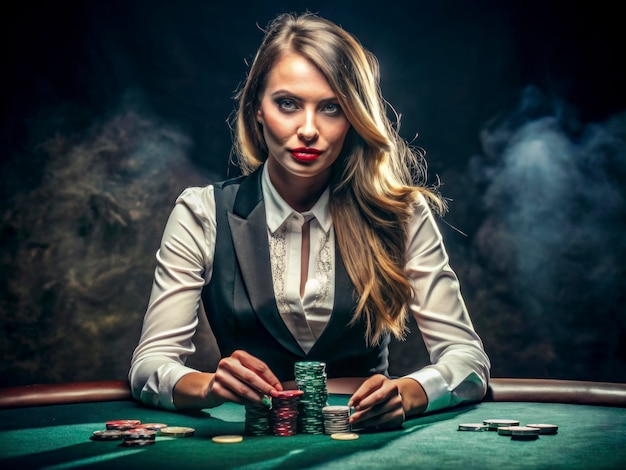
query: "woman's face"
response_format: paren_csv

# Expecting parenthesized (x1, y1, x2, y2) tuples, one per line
(256, 51, 351, 185)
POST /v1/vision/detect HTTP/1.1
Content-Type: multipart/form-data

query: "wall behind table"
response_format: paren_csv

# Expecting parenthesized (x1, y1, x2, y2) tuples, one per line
(1, 0, 625, 387)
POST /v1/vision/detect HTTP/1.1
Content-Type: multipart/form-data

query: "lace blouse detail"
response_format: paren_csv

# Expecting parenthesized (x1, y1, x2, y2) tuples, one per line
(268, 214, 334, 349)
(269, 224, 289, 315)
(311, 227, 331, 309)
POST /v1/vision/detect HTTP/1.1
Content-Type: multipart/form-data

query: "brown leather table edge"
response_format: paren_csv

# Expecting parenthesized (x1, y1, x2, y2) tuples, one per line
(0, 378, 625, 409)
(484, 378, 626, 407)
(0, 380, 132, 409)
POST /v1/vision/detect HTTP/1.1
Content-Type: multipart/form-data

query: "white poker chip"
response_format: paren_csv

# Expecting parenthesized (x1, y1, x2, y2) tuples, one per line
(212, 435, 244, 444)
(160, 426, 195, 437)
(526, 423, 558, 435)
(458, 423, 489, 432)
(509, 426, 540, 440)
(483, 419, 520, 430)
(330, 432, 359, 440)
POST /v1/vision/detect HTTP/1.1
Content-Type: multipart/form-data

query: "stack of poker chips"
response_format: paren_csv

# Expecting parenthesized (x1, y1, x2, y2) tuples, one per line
(90, 420, 163, 446)
(244, 403, 273, 436)
(120, 427, 157, 446)
(105, 419, 141, 431)
(294, 361, 328, 434)
(270, 390, 304, 436)
(322, 405, 351, 434)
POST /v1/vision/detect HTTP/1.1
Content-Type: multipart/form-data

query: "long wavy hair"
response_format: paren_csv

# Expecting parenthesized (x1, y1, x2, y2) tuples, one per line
(231, 12, 446, 345)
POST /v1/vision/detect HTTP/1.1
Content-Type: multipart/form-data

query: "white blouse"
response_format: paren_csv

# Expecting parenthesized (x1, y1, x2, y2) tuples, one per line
(129, 164, 490, 412)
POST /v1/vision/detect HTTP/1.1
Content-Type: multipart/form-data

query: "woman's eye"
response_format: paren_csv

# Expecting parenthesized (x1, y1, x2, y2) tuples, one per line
(278, 99, 297, 110)
(323, 103, 341, 114)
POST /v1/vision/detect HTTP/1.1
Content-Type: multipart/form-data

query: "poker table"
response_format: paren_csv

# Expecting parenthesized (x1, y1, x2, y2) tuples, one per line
(1, 378, 625, 469)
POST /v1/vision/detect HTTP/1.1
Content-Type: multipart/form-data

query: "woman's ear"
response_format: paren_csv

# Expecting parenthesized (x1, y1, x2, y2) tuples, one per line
(256, 109, 264, 124)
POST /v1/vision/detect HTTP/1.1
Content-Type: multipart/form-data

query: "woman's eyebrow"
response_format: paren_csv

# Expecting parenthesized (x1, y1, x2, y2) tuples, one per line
(270, 89, 338, 102)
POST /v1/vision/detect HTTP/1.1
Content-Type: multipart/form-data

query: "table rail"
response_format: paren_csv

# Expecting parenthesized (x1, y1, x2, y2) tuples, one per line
(484, 377, 626, 407)
(0, 380, 131, 409)
(0, 377, 625, 409)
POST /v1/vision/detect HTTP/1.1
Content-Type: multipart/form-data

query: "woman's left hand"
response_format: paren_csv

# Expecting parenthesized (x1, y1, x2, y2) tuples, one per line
(348, 374, 405, 430)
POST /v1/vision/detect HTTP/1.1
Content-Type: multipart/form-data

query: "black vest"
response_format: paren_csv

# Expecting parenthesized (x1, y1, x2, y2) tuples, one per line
(201, 167, 390, 382)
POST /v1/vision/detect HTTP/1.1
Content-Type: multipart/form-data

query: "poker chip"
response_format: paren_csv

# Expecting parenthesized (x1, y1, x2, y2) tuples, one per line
(245, 402, 273, 436)
(120, 438, 156, 447)
(212, 435, 244, 444)
(275, 390, 305, 398)
(136, 423, 168, 432)
(295, 361, 329, 434)
(526, 423, 558, 435)
(271, 389, 304, 436)
(159, 426, 195, 437)
(322, 405, 351, 434)
(91, 430, 125, 441)
(330, 432, 360, 441)
(123, 428, 157, 440)
(106, 419, 141, 431)
(458, 419, 558, 442)
(509, 426, 541, 440)
(458, 423, 489, 432)
(483, 419, 520, 431)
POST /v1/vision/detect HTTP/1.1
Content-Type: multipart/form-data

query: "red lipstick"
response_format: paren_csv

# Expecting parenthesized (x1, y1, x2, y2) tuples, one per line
(290, 147, 322, 162)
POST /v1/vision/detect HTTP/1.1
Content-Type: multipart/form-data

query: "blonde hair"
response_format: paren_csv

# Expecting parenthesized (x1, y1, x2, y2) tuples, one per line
(232, 12, 446, 345)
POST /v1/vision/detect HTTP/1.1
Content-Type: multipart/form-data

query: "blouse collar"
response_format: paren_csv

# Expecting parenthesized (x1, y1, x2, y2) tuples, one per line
(262, 164, 332, 234)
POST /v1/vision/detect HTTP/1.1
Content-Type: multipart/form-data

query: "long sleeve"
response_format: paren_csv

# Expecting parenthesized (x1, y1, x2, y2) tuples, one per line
(403, 195, 490, 413)
(128, 186, 216, 409)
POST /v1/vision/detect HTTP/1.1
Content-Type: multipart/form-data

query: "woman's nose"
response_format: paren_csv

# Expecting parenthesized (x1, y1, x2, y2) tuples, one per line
(297, 110, 319, 141)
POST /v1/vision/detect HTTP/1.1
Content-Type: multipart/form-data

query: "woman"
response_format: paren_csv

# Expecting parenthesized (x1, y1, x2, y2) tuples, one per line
(129, 12, 490, 430)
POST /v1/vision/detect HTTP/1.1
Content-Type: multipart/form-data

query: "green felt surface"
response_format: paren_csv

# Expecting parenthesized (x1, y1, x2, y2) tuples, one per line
(1, 396, 625, 469)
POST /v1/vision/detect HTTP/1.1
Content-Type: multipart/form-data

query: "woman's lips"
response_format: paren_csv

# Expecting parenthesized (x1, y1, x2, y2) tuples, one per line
(290, 147, 322, 161)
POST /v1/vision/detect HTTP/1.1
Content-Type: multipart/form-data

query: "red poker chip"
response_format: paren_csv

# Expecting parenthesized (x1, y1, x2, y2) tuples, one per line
(123, 428, 157, 440)
(120, 439, 156, 447)
(106, 420, 141, 430)
(274, 390, 304, 398)
(91, 430, 125, 441)
(136, 423, 168, 431)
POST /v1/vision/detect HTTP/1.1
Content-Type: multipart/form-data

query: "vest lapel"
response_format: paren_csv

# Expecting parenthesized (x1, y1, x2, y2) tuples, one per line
(227, 169, 305, 357)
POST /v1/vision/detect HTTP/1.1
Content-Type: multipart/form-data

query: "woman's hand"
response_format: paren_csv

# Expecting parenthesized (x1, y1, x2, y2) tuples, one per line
(347, 374, 405, 430)
(207, 350, 283, 407)
(173, 350, 283, 409)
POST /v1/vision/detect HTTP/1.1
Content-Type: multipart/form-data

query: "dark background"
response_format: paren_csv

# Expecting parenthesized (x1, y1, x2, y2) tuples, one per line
(1, 0, 625, 387)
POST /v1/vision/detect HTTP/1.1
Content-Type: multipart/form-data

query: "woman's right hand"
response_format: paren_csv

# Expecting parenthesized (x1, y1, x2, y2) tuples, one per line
(206, 350, 283, 407)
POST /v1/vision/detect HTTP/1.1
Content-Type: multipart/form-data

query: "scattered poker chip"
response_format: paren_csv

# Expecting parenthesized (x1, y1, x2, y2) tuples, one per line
(212, 435, 244, 444)
(458, 423, 489, 432)
(483, 419, 520, 430)
(526, 423, 558, 435)
(509, 426, 540, 440)
(123, 428, 157, 441)
(106, 419, 141, 431)
(159, 426, 195, 437)
(91, 430, 125, 441)
(120, 438, 156, 447)
(330, 432, 359, 441)
(136, 423, 168, 432)
(497, 426, 514, 436)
